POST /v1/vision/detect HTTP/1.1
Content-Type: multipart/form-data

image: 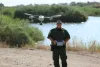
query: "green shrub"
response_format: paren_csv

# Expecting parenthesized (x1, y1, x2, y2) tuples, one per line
(71, 6, 100, 16)
(0, 15, 44, 47)
(0, 7, 16, 18)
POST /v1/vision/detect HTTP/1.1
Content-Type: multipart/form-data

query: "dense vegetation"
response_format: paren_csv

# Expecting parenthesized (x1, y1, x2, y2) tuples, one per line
(0, 15, 44, 47)
(70, 2, 100, 16)
(70, 2, 100, 7)
(0, 2, 100, 23)
(14, 5, 88, 23)
(71, 6, 100, 16)
(0, 3, 88, 23)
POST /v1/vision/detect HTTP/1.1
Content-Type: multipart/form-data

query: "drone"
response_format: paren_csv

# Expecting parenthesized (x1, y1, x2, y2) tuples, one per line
(24, 13, 62, 25)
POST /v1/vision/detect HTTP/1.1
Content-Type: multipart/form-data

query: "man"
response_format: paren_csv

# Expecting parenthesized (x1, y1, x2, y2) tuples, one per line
(47, 20, 70, 67)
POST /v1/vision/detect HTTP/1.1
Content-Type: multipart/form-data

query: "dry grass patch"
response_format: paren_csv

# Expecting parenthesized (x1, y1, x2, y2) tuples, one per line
(0, 42, 9, 48)
(36, 45, 50, 50)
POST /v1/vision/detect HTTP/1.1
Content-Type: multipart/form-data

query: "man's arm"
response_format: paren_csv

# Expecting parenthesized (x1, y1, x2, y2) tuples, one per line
(48, 37, 54, 42)
(64, 30, 70, 44)
(48, 37, 56, 45)
(65, 38, 70, 43)
(47, 30, 56, 45)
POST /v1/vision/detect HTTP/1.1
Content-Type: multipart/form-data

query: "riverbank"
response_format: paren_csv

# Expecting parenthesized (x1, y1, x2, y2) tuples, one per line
(0, 48, 100, 67)
(36, 41, 100, 53)
(0, 39, 100, 53)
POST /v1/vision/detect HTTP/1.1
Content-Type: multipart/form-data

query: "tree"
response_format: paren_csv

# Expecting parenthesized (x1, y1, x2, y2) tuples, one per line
(0, 3, 4, 7)
(70, 2, 76, 6)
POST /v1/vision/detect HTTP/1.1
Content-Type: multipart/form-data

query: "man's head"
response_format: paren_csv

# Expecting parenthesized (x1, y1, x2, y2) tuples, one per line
(56, 20, 62, 29)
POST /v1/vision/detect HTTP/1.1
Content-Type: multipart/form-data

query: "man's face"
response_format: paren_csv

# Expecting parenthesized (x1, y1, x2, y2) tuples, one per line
(57, 23, 62, 29)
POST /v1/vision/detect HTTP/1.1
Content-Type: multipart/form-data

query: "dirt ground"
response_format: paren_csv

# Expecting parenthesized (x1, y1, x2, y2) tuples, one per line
(0, 48, 100, 67)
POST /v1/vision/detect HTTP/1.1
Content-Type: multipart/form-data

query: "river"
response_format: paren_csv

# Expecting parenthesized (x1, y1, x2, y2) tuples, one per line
(31, 16, 100, 45)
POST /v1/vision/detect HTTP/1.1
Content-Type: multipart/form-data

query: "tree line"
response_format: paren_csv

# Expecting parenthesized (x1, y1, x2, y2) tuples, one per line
(1, 1, 100, 23)
(4, 4, 88, 23)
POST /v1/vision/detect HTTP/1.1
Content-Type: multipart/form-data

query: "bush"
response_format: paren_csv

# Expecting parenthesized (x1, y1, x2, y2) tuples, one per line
(53, 8, 88, 22)
(71, 6, 100, 16)
(0, 15, 44, 47)
(0, 7, 16, 18)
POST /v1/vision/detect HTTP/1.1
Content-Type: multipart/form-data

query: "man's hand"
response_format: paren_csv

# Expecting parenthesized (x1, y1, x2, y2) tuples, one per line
(63, 41, 66, 45)
(53, 40, 57, 45)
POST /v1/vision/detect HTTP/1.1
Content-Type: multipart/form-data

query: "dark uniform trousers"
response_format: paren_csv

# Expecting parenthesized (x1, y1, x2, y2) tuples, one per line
(52, 48, 67, 67)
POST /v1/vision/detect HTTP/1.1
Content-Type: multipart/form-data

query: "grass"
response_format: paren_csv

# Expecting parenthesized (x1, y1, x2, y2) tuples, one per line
(35, 41, 100, 53)
(0, 42, 9, 48)
(36, 45, 50, 50)
(0, 40, 100, 53)
(66, 41, 100, 53)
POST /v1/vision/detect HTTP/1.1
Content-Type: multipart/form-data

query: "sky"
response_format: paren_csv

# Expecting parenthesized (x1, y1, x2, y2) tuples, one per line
(0, 0, 100, 6)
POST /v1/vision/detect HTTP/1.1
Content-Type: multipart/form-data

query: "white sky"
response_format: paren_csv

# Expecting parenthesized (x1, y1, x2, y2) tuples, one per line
(0, 0, 100, 6)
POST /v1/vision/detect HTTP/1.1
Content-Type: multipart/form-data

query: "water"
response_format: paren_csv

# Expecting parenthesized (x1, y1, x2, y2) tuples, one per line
(31, 16, 100, 45)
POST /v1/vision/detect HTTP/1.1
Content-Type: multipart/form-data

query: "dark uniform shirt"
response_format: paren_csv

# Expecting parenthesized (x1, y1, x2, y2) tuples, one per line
(47, 27, 70, 49)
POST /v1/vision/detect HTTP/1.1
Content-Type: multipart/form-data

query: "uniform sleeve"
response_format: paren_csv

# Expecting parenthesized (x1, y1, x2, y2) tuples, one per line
(64, 30, 70, 39)
(47, 30, 52, 39)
